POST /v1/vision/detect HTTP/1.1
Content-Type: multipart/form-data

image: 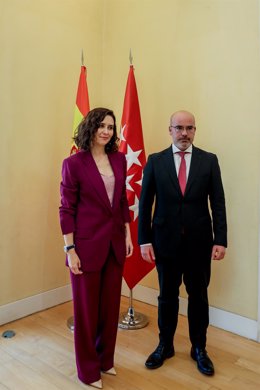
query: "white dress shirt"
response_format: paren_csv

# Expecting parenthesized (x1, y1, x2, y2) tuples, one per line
(172, 144, 193, 179)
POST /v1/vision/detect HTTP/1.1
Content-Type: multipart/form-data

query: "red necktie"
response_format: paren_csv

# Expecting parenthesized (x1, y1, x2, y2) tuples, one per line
(178, 152, 187, 195)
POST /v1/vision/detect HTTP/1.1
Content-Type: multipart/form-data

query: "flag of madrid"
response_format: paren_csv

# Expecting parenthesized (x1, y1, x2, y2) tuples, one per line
(119, 65, 155, 289)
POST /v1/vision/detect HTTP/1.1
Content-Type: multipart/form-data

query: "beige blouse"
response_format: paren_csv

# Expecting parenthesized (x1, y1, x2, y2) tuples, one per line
(101, 173, 115, 206)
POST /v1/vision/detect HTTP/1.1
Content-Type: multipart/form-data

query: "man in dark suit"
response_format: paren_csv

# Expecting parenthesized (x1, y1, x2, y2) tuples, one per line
(138, 110, 227, 376)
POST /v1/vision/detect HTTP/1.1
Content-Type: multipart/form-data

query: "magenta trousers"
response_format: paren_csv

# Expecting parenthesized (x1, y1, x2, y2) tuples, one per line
(70, 248, 124, 384)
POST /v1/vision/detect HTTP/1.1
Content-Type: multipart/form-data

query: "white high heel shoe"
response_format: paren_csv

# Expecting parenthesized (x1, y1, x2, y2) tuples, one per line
(102, 367, 117, 376)
(89, 379, 103, 389)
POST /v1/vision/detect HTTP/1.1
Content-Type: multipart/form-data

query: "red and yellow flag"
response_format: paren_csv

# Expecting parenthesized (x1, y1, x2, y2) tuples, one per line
(119, 65, 155, 289)
(70, 66, 90, 155)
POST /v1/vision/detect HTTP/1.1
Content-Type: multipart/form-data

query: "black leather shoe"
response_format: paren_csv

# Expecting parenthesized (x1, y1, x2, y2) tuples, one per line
(145, 343, 175, 369)
(191, 347, 215, 376)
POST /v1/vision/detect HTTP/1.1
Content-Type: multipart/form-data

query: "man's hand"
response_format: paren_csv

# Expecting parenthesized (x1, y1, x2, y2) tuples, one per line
(140, 244, 156, 263)
(212, 245, 226, 261)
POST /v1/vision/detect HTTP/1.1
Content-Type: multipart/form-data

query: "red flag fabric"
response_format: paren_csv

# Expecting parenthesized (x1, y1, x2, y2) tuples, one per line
(70, 66, 90, 155)
(119, 65, 155, 289)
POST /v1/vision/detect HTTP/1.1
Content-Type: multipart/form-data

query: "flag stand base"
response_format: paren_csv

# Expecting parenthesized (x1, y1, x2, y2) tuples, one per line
(67, 316, 74, 332)
(118, 307, 149, 329)
(67, 289, 149, 331)
(118, 288, 149, 330)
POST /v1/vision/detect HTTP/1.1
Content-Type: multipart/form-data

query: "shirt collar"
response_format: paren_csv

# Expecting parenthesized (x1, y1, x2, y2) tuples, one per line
(172, 144, 193, 154)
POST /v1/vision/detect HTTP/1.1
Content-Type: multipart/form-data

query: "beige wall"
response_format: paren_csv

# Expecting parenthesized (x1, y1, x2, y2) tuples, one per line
(1, 0, 260, 322)
(0, 0, 103, 304)
(102, 0, 260, 320)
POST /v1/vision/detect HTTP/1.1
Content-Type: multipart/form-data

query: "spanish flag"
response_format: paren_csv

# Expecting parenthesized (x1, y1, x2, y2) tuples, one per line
(70, 66, 90, 155)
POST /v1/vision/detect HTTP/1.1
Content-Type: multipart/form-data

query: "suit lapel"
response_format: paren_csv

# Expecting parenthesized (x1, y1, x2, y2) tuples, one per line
(162, 146, 181, 194)
(185, 146, 201, 196)
(79, 151, 112, 211)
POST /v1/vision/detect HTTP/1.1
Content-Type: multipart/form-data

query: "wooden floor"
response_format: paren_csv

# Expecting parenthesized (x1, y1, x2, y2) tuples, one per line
(0, 297, 260, 390)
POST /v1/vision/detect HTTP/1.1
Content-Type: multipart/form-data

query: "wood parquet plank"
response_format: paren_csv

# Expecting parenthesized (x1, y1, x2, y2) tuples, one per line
(0, 296, 260, 390)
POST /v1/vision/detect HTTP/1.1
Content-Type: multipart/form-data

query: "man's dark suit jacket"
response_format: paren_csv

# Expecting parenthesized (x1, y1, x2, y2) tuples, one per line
(138, 145, 227, 260)
(59, 150, 130, 272)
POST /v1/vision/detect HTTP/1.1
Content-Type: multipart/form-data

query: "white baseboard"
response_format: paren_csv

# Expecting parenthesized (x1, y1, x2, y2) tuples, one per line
(121, 280, 259, 342)
(0, 285, 72, 326)
(1, 282, 258, 342)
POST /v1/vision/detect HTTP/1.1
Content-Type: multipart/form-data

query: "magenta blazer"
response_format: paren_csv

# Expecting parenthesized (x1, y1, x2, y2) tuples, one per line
(59, 150, 131, 272)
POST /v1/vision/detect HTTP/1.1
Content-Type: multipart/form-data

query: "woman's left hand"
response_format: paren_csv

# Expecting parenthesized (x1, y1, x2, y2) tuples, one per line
(124, 222, 133, 257)
(125, 236, 133, 257)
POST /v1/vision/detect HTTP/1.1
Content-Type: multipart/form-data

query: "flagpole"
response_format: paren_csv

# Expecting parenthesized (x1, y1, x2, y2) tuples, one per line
(67, 51, 90, 332)
(118, 288, 149, 329)
(81, 49, 84, 66)
(129, 48, 133, 65)
(118, 50, 151, 330)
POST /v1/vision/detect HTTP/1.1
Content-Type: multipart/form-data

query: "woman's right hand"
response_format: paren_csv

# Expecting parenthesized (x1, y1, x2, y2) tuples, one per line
(67, 250, 83, 275)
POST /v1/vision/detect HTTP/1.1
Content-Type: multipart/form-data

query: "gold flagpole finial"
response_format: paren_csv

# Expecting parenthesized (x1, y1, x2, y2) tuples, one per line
(129, 49, 133, 65)
(81, 50, 84, 66)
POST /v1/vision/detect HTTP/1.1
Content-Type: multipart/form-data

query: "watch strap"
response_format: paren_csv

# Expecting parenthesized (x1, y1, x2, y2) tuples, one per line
(64, 244, 75, 253)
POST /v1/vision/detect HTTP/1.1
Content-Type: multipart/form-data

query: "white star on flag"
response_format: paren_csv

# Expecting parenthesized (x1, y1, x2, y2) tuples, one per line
(126, 174, 135, 192)
(135, 171, 144, 187)
(126, 144, 142, 170)
(120, 124, 126, 142)
(129, 195, 139, 221)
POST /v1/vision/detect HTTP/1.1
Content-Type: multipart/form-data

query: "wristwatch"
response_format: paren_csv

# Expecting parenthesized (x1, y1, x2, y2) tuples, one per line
(63, 244, 75, 253)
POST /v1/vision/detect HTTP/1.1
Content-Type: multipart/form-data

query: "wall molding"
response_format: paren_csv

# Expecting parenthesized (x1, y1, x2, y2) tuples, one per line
(121, 280, 259, 342)
(0, 285, 72, 326)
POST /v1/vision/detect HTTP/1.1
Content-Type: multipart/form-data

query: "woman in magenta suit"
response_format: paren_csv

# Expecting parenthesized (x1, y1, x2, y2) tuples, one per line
(59, 107, 133, 389)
